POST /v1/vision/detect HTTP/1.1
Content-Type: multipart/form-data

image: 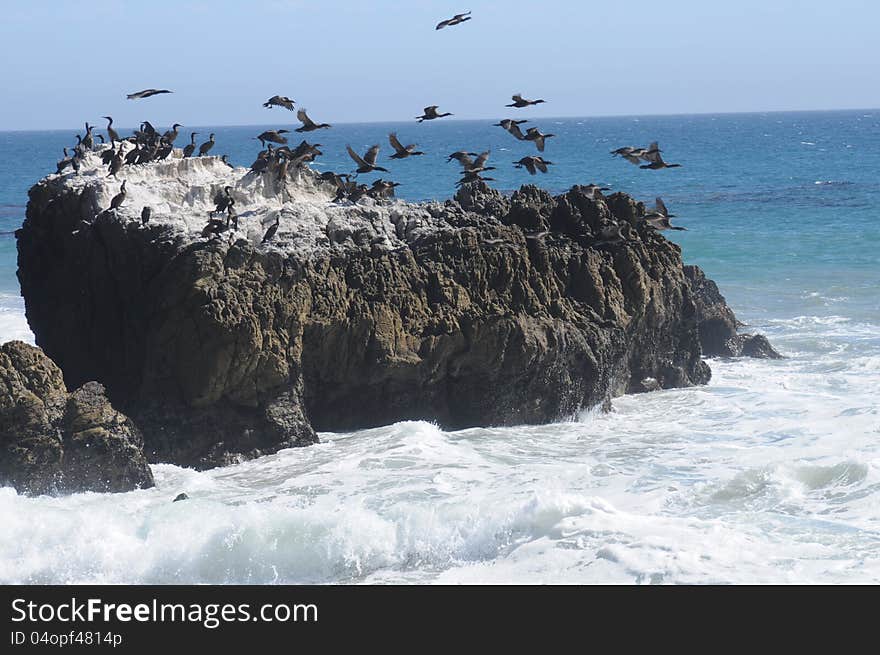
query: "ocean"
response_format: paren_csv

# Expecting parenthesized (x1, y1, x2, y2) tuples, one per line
(1, 110, 879, 583)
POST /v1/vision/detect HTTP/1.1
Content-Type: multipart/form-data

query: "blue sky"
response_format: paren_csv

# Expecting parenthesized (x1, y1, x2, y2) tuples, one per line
(0, 0, 877, 130)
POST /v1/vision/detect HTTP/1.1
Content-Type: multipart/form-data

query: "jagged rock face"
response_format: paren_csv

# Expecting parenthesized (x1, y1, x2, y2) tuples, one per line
(683, 265, 782, 359)
(0, 341, 154, 495)
(18, 153, 719, 469)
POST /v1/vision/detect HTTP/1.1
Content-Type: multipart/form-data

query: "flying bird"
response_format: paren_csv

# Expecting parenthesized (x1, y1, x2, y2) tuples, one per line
(263, 95, 295, 111)
(436, 11, 472, 30)
(642, 198, 686, 230)
(416, 106, 453, 122)
(494, 119, 528, 141)
(507, 94, 546, 108)
(388, 133, 424, 159)
(127, 89, 172, 100)
(295, 109, 331, 133)
(346, 144, 389, 174)
(524, 127, 555, 152)
(256, 129, 290, 147)
(514, 156, 553, 175)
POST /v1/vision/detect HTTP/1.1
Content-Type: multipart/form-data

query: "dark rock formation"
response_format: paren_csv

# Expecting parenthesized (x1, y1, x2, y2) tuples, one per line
(15, 153, 773, 470)
(0, 340, 154, 495)
(683, 265, 782, 359)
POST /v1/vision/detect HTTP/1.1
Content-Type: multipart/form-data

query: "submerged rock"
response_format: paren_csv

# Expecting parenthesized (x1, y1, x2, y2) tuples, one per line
(16, 149, 771, 469)
(0, 341, 153, 495)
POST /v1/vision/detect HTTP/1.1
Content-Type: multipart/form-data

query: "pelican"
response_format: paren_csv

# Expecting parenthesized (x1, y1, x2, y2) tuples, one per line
(507, 94, 546, 108)
(388, 133, 424, 159)
(346, 144, 389, 174)
(524, 127, 555, 152)
(436, 11, 471, 30)
(494, 119, 528, 140)
(295, 109, 331, 132)
(197, 133, 215, 156)
(263, 95, 295, 111)
(109, 181, 127, 211)
(162, 123, 182, 143)
(102, 116, 120, 144)
(183, 132, 198, 158)
(416, 106, 453, 122)
(127, 89, 172, 100)
(256, 129, 289, 147)
(514, 156, 553, 175)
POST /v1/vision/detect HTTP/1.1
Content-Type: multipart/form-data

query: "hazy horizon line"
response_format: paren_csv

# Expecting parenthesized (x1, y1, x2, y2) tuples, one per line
(1, 106, 877, 134)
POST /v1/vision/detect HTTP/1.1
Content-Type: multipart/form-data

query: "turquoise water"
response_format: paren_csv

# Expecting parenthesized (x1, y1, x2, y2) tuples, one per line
(2, 111, 880, 583)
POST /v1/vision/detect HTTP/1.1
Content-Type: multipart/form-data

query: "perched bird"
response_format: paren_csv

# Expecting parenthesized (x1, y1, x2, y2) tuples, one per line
(183, 132, 199, 158)
(494, 119, 528, 140)
(81, 123, 95, 150)
(263, 95, 295, 111)
(436, 11, 472, 30)
(109, 181, 127, 211)
(127, 89, 172, 100)
(162, 123, 183, 143)
(524, 127, 555, 152)
(212, 186, 234, 215)
(295, 109, 331, 133)
(97, 134, 105, 144)
(141, 206, 151, 226)
(220, 154, 233, 168)
(507, 94, 546, 108)
(201, 217, 228, 238)
(514, 155, 553, 175)
(368, 179, 401, 199)
(108, 147, 124, 177)
(256, 129, 290, 147)
(226, 203, 239, 230)
(103, 116, 120, 144)
(346, 144, 389, 174)
(388, 133, 424, 159)
(198, 133, 215, 156)
(416, 105, 453, 122)
(262, 216, 281, 243)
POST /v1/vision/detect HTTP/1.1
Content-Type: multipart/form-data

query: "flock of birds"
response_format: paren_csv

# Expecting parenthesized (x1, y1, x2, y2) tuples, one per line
(53, 10, 689, 243)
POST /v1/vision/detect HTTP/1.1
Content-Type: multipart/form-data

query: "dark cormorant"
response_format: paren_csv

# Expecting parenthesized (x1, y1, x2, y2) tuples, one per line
(388, 133, 424, 159)
(221, 154, 233, 168)
(494, 119, 528, 140)
(346, 144, 389, 174)
(256, 130, 290, 147)
(436, 11, 472, 30)
(127, 89, 173, 100)
(295, 109, 331, 132)
(507, 94, 546, 108)
(81, 123, 95, 150)
(514, 155, 553, 175)
(109, 181, 127, 211)
(183, 132, 198, 158)
(212, 186, 234, 215)
(262, 216, 280, 243)
(264, 95, 295, 111)
(141, 206, 151, 226)
(103, 116, 120, 144)
(416, 106, 453, 122)
(197, 133, 215, 156)
(524, 127, 555, 152)
(162, 123, 182, 143)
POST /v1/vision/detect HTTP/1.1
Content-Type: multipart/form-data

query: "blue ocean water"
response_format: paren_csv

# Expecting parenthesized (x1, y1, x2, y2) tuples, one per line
(1, 111, 879, 583)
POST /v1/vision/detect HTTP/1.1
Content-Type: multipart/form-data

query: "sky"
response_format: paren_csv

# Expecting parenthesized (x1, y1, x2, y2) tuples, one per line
(0, 0, 878, 130)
